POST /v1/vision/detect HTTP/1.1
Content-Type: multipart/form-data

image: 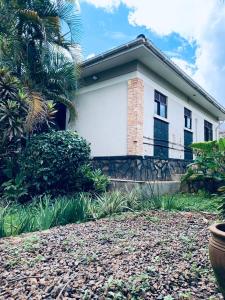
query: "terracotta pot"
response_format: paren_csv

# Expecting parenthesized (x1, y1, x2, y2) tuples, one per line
(209, 223, 225, 298)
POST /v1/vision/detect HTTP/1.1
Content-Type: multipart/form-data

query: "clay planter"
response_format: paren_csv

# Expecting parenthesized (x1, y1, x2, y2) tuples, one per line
(209, 223, 225, 298)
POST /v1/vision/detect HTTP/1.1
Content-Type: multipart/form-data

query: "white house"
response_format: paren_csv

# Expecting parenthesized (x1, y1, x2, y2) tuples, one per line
(68, 35, 225, 181)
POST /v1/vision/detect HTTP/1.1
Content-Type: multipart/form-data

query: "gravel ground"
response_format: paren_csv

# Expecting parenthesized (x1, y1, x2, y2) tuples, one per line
(0, 211, 223, 300)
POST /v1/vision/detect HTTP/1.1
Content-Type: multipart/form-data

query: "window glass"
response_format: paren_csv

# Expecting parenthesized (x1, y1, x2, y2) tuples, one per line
(204, 120, 213, 141)
(184, 108, 192, 129)
(155, 91, 167, 118)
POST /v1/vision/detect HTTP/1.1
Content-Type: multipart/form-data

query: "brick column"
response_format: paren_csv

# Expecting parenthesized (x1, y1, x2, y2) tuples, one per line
(127, 78, 144, 155)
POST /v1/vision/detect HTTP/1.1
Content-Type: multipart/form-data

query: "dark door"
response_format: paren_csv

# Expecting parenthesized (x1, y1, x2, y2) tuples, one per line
(154, 118, 169, 159)
(184, 130, 193, 160)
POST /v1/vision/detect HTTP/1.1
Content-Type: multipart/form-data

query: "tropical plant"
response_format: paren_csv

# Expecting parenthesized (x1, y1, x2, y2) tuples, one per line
(182, 138, 225, 192)
(0, 0, 81, 129)
(0, 68, 57, 188)
(78, 165, 110, 193)
(0, 69, 28, 143)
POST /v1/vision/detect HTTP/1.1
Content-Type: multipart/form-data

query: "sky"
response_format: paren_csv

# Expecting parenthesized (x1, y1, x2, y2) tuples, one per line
(75, 0, 225, 105)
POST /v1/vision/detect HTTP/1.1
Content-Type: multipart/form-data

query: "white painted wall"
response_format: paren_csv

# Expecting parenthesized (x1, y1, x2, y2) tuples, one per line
(139, 68, 219, 159)
(69, 66, 219, 159)
(70, 72, 138, 157)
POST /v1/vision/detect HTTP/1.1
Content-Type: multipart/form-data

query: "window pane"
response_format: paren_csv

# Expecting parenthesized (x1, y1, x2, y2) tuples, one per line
(184, 108, 191, 118)
(159, 94, 166, 105)
(155, 91, 160, 101)
(204, 120, 213, 141)
(155, 90, 167, 118)
(184, 108, 192, 129)
(186, 118, 191, 129)
(154, 101, 158, 114)
(160, 104, 166, 118)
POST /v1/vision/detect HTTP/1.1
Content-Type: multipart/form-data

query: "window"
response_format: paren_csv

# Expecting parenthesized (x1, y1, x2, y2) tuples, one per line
(204, 120, 213, 141)
(154, 90, 167, 118)
(184, 108, 192, 129)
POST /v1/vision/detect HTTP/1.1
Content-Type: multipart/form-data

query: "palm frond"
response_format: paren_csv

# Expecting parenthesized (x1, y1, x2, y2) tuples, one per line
(25, 91, 46, 133)
(41, 48, 79, 95)
(46, 91, 76, 122)
(18, 9, 43, 25)
(56, 0, 81, 44)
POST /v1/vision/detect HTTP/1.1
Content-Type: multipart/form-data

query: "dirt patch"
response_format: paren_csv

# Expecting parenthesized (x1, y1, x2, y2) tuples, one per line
(0, 211, 223, 299)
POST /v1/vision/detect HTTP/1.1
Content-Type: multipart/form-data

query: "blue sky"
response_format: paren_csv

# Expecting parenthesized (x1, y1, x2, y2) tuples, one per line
(76, 0, 225, 105)
(80, 2, 196, 64)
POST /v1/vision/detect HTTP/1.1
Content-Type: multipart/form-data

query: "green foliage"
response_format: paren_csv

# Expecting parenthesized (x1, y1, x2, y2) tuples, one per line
(0, 191, 221, 238)
(0, 0, 81, 123)
(0, 69, 27, 148)
(164, 193, 221, 213)
(19, 131, 91, 195)
(0, 69, 57, 188)
(1, 175, 28, 202)
(0, 205, 8, 238)
(89, 192, 128, 219)
(133, 183, 163, 210)
(79, 165, 110, 193)
(0, 194, 89, 237)
(182, 138, 225, 192)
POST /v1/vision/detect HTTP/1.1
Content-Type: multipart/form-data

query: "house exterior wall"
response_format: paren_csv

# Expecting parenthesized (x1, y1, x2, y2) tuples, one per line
(70, 72, 138, 157)
(70, 63, 219, 160)
(137, 65, 219, 159)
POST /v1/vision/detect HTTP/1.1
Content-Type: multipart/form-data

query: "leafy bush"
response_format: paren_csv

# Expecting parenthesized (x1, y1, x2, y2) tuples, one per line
(78, 165, 110, 193)
(181, 138, 225, 192)
(2, 175, 28, 203)
(19, 131, 91, 195)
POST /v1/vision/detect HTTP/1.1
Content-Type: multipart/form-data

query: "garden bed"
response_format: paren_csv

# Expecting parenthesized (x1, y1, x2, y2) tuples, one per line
(0, 211, 223, 299)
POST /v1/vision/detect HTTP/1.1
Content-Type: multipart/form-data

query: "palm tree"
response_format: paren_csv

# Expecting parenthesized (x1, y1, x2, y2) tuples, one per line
(0, 0, 81, 132)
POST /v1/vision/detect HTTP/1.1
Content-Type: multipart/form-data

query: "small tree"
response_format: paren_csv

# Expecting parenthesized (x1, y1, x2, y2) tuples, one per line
(0, 0, 81, 130)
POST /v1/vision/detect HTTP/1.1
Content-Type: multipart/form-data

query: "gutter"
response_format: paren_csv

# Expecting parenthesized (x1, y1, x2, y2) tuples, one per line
(80, 37, 225, 116)
(142, 39, 225, 116)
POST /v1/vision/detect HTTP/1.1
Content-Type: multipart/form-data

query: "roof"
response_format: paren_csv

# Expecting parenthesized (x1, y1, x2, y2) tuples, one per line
(80, 35, 225, 120)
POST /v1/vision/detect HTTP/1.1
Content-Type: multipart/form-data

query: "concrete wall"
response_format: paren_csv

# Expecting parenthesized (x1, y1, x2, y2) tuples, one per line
(138, 65, 219, 159)
(70, 72, 138, 157)
(109, 179, 181, 195)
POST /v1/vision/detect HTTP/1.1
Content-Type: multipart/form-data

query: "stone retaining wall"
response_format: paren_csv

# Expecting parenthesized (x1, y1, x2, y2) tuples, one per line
(92, 156, 190, 181)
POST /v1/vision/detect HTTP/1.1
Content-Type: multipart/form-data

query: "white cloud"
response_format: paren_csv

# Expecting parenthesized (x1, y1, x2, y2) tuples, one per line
(86, 53, 96, 59)
(81, 0, 225, 104)
(171, 57, 196, 77)
(80, 0, 120, 11)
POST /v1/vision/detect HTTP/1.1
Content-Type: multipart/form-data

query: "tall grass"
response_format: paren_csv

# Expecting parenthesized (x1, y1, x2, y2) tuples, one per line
(0, 187, 221, 238)
(0, 194, 89, 238)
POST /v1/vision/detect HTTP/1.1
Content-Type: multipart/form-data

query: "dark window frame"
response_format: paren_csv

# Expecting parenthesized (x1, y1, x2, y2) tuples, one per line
(184, 107, 192, 129)
(204, 120, 213, 141)
(184, 129, 193, 160)
(154, 90, 167, 118)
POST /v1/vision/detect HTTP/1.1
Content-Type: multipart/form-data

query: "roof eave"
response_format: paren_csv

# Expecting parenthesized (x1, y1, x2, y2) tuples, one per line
(80, 38, 225, 118)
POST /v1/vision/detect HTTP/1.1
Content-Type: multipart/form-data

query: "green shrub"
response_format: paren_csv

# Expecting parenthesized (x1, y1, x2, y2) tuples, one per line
(78, 165, 110, 193)
(19, 131, 91, 195)
(182, 138, 225, 193)
(2, 175, 28, 203)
